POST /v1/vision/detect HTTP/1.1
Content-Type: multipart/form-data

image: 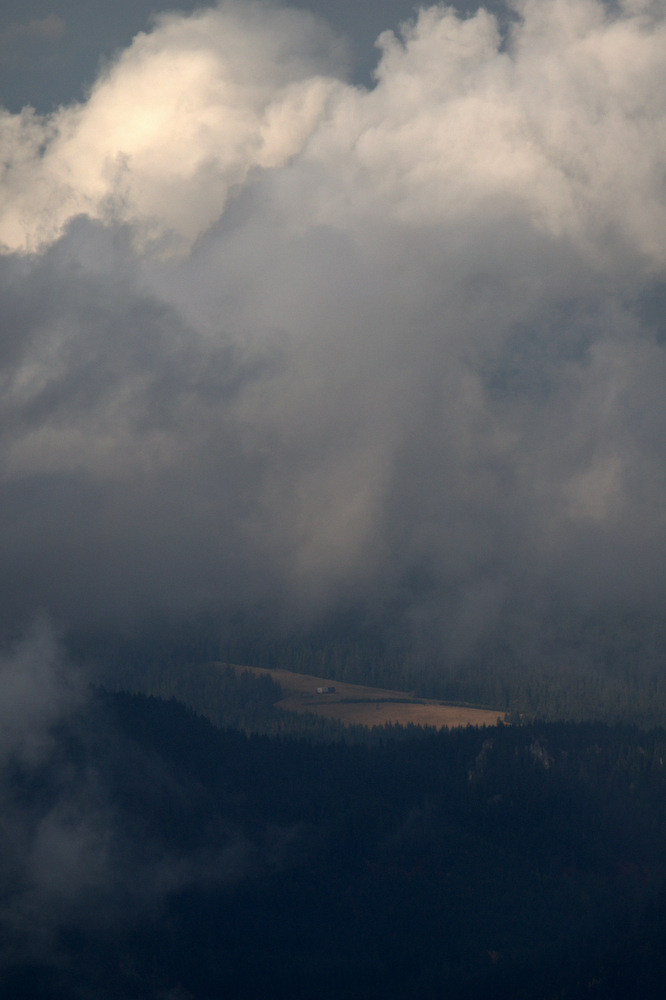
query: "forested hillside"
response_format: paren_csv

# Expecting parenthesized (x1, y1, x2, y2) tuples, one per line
(3, 689, 666, 999)
(80, 607, 666, 731)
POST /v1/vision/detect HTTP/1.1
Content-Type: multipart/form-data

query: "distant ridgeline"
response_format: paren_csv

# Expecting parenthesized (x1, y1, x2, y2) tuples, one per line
(80, 605, 666, 732)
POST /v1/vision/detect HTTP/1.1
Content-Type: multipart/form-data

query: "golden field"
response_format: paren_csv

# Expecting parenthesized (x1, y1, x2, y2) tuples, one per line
(226, 664, 505, 730)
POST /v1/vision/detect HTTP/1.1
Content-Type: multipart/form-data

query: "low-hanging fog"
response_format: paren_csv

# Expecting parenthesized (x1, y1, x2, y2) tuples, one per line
(2, 0, 666, 672)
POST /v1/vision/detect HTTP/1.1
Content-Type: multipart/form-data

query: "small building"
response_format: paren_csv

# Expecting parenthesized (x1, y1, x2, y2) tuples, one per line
(315, 686, 336, 694)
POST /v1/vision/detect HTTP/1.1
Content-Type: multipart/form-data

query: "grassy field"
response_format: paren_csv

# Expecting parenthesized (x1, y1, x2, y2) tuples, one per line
(226, 664, 505, 730)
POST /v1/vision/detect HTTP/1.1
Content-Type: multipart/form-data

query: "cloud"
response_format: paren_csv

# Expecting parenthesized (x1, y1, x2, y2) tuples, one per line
(1, 0, 666, 664)
(0, 621, 104, 956)
(0, 2, 348, 254)
(0, 625, 296, 968)
(0, 619, 81, 765)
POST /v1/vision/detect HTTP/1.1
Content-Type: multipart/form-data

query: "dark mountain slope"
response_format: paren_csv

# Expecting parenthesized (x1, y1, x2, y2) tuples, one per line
(2, 690, 666, 998)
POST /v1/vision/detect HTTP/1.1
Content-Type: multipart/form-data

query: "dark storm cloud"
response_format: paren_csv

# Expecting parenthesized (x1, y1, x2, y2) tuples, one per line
(1, 0, 666, 663)
(0, 221, 288, 630)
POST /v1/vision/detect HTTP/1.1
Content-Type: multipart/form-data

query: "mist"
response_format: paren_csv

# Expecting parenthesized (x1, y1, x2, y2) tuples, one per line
(0, 622, 313, 982)
(2, 0, 666, 670)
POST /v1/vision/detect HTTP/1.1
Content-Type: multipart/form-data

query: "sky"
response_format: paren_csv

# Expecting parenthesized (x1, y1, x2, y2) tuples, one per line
(1, 0, 666, 671)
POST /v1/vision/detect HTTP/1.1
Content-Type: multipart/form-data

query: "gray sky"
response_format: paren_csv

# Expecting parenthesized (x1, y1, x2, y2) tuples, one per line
(1, 0, 666, 667)
(0, 1, 456, 110)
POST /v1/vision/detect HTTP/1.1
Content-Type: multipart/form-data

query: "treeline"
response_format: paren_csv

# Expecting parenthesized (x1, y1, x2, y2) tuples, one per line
(438, 658, 666, 728)
(73, 603, 666, 730)
(98, 656, 366, 742)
